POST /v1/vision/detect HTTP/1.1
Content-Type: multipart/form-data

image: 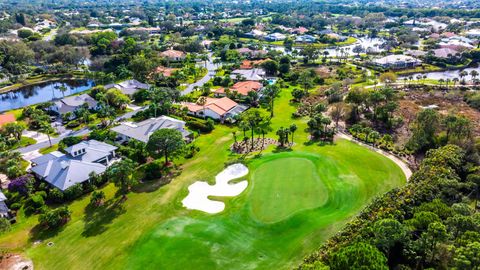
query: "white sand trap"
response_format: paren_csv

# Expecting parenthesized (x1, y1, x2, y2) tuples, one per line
(182, 163, 249, 214)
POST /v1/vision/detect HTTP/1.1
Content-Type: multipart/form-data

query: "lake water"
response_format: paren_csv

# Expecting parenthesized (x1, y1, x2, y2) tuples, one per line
(399, 65, 480, 82)
(267, 37, 386, 57)
(0, 79, 95, 112)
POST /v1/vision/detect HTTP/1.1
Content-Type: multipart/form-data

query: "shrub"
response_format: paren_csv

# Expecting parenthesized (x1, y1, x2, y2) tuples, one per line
(8, 174, 35, 195)
(24, 194, 46, 214)
(0, 218, 11, 234)
(59, 136, 83, 150)
(38, 206, 71, 229)
(66, 120, 81, 128)
(186, 117, 215, 133)
(63, 184, 83, 201)
(47, 188, 64, 203)
(143, 160, 163, 181)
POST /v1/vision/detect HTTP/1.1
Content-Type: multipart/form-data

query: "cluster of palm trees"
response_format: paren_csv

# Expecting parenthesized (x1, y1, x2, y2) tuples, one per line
(276, 124, 297, 147)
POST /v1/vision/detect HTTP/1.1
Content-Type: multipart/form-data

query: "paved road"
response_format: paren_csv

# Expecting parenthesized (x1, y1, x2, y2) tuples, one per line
(181, 53, 218, 95)
(18, 127, 90, 154)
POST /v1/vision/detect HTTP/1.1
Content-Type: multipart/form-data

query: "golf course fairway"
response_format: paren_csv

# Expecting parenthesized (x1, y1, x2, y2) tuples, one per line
(126, 141, 406, 270)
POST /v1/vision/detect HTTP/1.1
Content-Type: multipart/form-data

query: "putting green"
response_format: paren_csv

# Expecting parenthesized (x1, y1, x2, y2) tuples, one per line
(250, 155, 329, 223)
(126, 144, 406, 270)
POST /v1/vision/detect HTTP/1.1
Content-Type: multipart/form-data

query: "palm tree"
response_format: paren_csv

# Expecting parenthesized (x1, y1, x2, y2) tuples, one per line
(39, 122, 55, 147)
(452, 77, 459, 87)
(197, 96, 207, 119)
(289, 124, 297, 145)
(58, 83, 68, 97)
(470, 70, 479, 82)
(263, 84, 280, 117)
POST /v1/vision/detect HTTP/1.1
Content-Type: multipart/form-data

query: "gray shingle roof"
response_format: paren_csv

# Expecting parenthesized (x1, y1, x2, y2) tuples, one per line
(31, 159, 106, 191)
(111, 116, 190, 143)
(54, 94, 97, 114)
(30, 140, 117, 191)
(105, 79, 149, 96)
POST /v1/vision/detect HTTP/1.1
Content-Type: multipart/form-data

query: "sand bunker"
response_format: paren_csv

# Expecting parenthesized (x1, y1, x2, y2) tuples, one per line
(182, 163, 249, 214)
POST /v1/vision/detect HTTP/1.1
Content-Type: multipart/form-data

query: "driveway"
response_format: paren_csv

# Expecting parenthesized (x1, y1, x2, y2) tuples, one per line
(181, 53, 219, 95)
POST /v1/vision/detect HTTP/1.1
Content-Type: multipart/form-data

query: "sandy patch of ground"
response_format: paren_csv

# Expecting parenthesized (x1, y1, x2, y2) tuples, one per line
(0, 254, 33, 270)
(182, 164, 249, 214)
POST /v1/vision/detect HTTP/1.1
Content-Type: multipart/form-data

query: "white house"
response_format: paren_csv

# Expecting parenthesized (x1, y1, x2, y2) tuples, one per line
(51, 94, 98, 118)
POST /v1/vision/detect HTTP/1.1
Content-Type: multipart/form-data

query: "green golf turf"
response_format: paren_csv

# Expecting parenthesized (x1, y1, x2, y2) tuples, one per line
(125, 147, 405, 270)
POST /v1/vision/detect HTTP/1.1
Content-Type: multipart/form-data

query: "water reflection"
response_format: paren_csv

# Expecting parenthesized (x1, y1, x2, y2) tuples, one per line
(0, 79, 95, 112)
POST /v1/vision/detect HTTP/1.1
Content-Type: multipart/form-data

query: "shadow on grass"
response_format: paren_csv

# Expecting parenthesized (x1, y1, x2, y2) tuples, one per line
(30, 223, 67, 242)
(131, 171, 180, 194)
(272, 146, 293, 153)
(81, 198, 126, 237)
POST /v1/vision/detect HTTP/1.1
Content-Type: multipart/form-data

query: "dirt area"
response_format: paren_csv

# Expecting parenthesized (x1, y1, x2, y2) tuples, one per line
(0, 253, 33, 270)
(394, 90, 480, 144)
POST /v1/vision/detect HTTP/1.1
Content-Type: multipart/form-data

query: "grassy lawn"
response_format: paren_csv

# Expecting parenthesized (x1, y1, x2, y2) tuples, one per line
(9, 136, 36, 150)
(125, 142, 404, 270)
(39, 144, 59, 154)
(0, 86, 406, 270)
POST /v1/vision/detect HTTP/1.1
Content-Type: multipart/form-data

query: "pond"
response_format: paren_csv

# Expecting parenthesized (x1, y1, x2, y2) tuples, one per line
(0, 79, 95, 112)
(399, 64, 480, 82)
(267, 37, 387, 57)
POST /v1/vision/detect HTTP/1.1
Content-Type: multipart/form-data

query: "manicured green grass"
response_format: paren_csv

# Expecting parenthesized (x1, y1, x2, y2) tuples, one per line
(1, 84, 406, 270)
(125, 143, 405, 270)
(39, 144, 58, 154)
(250, 154, 328, 223)
(9, 136, 36, 150)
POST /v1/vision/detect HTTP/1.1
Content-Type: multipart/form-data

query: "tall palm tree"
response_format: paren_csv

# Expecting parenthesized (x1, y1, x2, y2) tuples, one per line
(197, 96, 207, 119)
(289, 124, 297, 145)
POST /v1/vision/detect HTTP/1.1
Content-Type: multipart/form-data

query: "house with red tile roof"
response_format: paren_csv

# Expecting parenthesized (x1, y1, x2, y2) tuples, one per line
(214, 81, 263, 97)
(181, 97, 247, 122)
(153, 66, 179, 77)
(0, 113, 15, 127)
(160, 49, 186, 61)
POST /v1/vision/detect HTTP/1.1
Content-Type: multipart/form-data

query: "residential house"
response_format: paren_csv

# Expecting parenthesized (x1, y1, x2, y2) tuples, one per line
(466, 29, 480, 38)
(160, 49, 186, 61)
(230, 68, 266, 81)
(105, 79, 150, 96)
(153, 66, 178, 77)
(0, 191, 9, 218)
(291, 27, 308, 35)
(111, 116, 191, 143)
(296, 35, 316, 43)
(373, 55, 422, 69)
(431, 48, 460, 59)
(240, 59, 269, 69)
(51, 94, 98, 118)
(0, 113, 15, 127)
(214, 81, 263, 96)
(405, 50, 427, 58)
(181, 97, 247, 121)
(30, 140, 117, 191)
(265, 32, 286, 42)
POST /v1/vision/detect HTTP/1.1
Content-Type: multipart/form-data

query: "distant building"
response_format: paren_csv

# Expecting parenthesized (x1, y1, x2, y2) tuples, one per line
(431, 48, 460, 59)
(265, 32, 286, 42)
(111, 116, 191, 143)
(105, 79, 149, 96)
(466, 29, 480, 38)
(160, 49, 186, 61)
(373, 55, 422, 69)
(230, 68, 266, 81)
(295, 35, 316, 43)
(215, 81, 263, 96)
(30, 140, 117, 191)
